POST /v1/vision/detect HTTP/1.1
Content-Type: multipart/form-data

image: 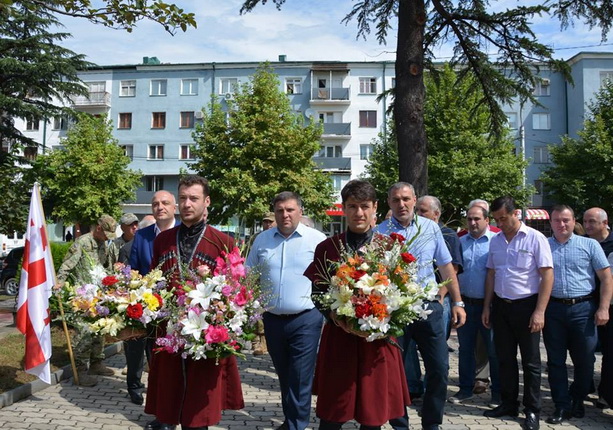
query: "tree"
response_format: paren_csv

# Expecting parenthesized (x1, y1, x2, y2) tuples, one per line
(540, 81, 613, 216)
(0, 151, 32, 235)
(363, 65, 531, 223)
(6, 0, 197, 33)
(33, 113, 142, 225)
(240, 0, 613, 196)
(191, 64, 334, 226)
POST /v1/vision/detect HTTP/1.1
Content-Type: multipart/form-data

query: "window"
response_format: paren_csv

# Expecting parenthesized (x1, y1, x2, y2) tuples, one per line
(120, 80, 136, 97)
(53, 116, 68, 130)
(180, 144, 195, 160)
(391, 77, 396, 88)
(26, 119, 39, 131)
(327, 146, 342, 158)
(181, 79, 198, 95)
(505, 112, 518, 129)
(87, 81, 106, 93)
(152, 112, 166, 129)
(148, 145, 164, 160)
(359, 111, 377, 128)
(532, 113, 550, 130)
(146, 176, 164, 192)
(118, 113, 132, 129)
(359, 77, 377, 94)
(180, 111, 195, 129)
(121, 145, 134, 160)
(533, 146, 551, 164)
(600, 71, 613, 86)
(150, 79, 167, 96)
(331, 175, 344, 192)
(23, 146, 37, 161)
(360, 144, 374, 160)
(533, 79, 551, 96)
(220, 78, 238, 94)
(286, 78, 302, 94)
(534, 180, 544, 195)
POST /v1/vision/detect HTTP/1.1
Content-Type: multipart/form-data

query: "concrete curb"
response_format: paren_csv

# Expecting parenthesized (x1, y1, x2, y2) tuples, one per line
(0, 342, 122, 409)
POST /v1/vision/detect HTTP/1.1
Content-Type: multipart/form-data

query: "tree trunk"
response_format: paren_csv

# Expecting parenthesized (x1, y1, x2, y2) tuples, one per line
(394, 0, 428, 197)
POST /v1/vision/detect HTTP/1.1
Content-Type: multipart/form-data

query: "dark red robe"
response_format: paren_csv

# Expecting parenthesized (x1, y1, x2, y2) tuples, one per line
(144, 224, 245, 427)
(304, 233, 411, 426)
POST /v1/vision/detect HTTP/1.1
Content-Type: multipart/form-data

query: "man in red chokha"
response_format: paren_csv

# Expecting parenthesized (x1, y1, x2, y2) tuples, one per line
(304, 179, 410, 430)
(144, 175, 243, 430)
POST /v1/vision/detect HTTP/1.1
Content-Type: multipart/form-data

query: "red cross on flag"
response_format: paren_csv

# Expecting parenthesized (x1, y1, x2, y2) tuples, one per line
(16, 183, 57, 384)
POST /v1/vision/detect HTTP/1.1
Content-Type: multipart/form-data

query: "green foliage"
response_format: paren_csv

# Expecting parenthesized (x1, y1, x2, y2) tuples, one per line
(0, 152, 31, 235)
(6, 0, 197, 34)
(32, 113, 142, 225)
(50, 241, 72, 273)
(191, 63, 334, 225)
(540, 81, 613, 215)
(363, 66, 531, 221)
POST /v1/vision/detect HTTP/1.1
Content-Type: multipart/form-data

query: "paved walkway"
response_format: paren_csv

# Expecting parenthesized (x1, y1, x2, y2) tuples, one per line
(0, 331, 612, 429)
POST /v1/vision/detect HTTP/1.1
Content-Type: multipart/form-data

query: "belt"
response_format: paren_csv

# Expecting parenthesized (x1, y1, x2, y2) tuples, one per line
(495, 294, 538, 304)
(267, 309, 311, 318)
(461, 295, 484, 306)
(550, 294, 594, 305)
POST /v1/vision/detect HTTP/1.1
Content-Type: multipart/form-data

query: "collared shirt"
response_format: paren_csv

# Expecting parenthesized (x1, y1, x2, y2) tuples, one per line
(375, 214, 452, 287)
(246, 222, 326, 314)
(486, 222, 553, 300)
(548, 234, 609, 298)
(458, 230, 496, 299)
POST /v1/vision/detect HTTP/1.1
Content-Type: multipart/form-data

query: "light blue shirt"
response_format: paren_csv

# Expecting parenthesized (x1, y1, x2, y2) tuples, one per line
(548, 233, 609, 298)
(246, 222, 326, 314)
(374, 214, 452, 286)
(458, 230, 495, 299)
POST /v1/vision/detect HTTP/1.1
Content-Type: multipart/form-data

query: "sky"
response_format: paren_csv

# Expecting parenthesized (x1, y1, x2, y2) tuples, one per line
(56, 0, 613, 66)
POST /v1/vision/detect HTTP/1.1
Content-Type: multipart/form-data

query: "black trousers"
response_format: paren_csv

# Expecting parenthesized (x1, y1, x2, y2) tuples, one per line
(124, 336, 154, 391)
(492, 294, 542, 413)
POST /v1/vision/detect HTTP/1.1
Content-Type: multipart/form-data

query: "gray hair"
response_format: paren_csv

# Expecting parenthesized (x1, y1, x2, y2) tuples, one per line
(417, 195, 441, 214)
(387, 182, 415, 198)
(468, 199, 489, 212)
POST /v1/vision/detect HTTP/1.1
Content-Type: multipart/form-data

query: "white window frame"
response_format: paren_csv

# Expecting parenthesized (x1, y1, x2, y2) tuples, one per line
(220, 78, 239, 94)
(120, 80, 136, 97)
(505, 112, 518, 129)
(359, 110, 377, 128)
(53, 116, 68, 130)
(148, 145, 164, 160)
(359, 77, 377, 94)
(150, 79, 167, 96)
(26, 119, 39, 131)
(121, 145, 134, 160)
(360, 144, 374, 160)
(146, 176, 164, 192)
(285, 78, 302, 95)
(532, 113, 551, 130)
(181, 79, 198, 96)
(534, 79, 551, 96)
(533, 146, 551, 164)
(86, 81, 106, 93)
(179, 144, 195, 160)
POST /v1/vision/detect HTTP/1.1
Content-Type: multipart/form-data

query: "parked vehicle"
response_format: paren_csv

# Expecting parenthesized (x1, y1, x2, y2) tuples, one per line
(0, 231, 25, 257)
(1, 246, 24, 296)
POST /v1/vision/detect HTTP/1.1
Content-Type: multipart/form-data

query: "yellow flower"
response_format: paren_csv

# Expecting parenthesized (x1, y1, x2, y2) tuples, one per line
(143, 291, 160, 311)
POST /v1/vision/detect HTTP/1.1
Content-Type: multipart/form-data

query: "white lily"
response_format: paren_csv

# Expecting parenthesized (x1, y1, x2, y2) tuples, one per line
(181, 309, 210, 341)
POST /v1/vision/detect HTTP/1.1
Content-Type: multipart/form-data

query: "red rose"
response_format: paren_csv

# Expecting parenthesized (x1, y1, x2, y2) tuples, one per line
(126, 303, 143, 319)
(102, 275, 119, 286)
(389, 233, 406, 243)
(349, 269, 367, 281)
(355, 302, 372, 319)
(401, 252, 417, 263)
(154, 293, 163, 307)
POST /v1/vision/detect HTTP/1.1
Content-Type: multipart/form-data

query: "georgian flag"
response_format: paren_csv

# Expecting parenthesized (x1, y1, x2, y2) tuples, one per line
(16, 183, 56, 384)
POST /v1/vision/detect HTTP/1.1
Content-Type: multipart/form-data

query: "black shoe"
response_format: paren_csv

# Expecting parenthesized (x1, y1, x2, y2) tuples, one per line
(128, 389, 143, 405)
(276, 423, 289, 430)
(158, 425, 175, 430)
(545, 408, 571, 424)
(483, 404, 519, 418)
(571, 399, 585, 418)
(523, 411, 540, 430)
(144, 420, 170, 430)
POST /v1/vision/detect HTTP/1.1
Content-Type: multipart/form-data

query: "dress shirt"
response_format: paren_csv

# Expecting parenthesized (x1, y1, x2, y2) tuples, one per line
(246, 222, 326, 315)
(548, 234, 609, 298)
(375, 215, 452, 287)
(458, 230, 496, 299)
(486, 222, 553, 300)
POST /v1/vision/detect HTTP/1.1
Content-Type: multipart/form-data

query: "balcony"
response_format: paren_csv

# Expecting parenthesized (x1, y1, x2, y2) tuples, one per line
(310, 87, 350, 105)
(322, 122, 351, 138)
(313, 156, 351, 171)
(70, 91, 111, 108)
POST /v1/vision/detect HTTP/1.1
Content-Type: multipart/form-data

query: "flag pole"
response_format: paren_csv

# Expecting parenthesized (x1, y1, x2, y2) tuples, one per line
(55, 290, 79, 385)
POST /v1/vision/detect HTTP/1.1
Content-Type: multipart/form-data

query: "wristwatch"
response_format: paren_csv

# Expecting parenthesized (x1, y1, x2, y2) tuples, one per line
(452, 301, 466, 308)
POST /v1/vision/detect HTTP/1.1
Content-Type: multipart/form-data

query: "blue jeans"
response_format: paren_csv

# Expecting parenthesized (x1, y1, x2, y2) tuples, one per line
(442, 295, 452, 341)
(390, 301, 448, 430)
(456, 302, 500, 395)
(543, 300, 598, 410)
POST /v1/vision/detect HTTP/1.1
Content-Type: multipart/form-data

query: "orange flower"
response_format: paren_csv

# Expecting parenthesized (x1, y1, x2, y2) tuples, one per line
(372, 303, 389, 320)
(373, 273, 390, 286)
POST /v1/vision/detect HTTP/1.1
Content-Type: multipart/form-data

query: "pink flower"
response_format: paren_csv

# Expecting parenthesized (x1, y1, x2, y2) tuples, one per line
(214, 247, 246, 279)
(205, 325, 229, 344)
(196, 264, 211, 277)
(233, 286, 251, 307)
(221, 284, 233, 296)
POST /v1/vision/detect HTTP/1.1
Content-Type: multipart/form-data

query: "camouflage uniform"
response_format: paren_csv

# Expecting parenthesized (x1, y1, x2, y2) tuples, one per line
(58, 232, 115, 368)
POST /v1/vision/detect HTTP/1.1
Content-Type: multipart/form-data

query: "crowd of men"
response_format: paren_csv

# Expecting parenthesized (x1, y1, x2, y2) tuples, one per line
(56, 176, 613, 430)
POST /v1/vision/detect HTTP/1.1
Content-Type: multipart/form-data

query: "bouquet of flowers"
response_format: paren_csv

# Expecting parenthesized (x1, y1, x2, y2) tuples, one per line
(58, 263, 171, 340)
(315, 232, 445, 342)
(155, 246, 264, 362)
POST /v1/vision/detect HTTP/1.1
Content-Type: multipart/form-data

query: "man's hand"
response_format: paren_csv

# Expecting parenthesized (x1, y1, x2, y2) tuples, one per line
(452, 305, 466, 328)
(529, 309, 545, 333)
(595, 307, 610, 326)
(482, 306, 491, 329)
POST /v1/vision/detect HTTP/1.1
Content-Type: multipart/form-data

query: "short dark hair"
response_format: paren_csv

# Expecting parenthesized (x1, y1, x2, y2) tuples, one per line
(179, 175, 210, 197)
(341, 180, 377, 203)
(550, 204, 575, 218)
(388, 181, 415, 198)
(467, 205, 488, 219)
(272, 191, 303, 209)
(491, 196, 515, 214)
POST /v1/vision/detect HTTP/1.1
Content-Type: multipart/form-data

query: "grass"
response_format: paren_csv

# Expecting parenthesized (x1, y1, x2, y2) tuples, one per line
(0, 324, 74, 393)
